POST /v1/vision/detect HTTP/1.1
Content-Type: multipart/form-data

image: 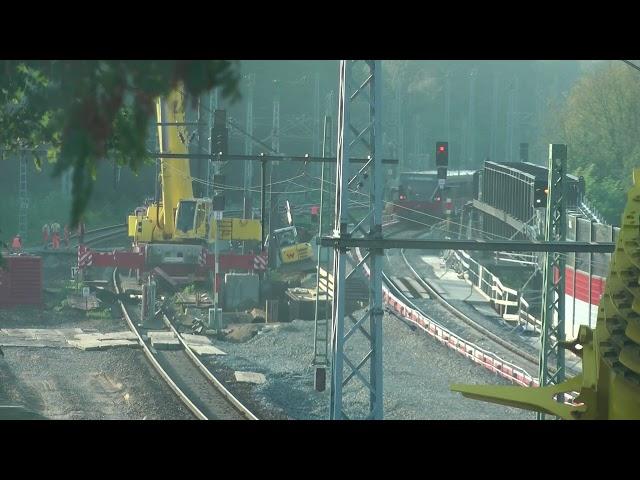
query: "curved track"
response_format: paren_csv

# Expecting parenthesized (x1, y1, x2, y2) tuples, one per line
(381, 219, 579, 391)
(377, 221, 541, 383)
(112, 269, 257, 420)
(398, 248, 539, 367)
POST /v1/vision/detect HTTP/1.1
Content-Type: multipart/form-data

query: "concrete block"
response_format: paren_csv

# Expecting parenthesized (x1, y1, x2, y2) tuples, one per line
(224, 273, 259, 311)
(150, 338, 181, 350)
(180, 333, 213, 345)
(234, 371, 266, 384)
(148, 331, 181, 350)
(99, 331, 138, 341)
(189, 344, 226, 356)
(67, 334, 139, 351)
(147, 331, 176, 341)
(67, 339, 103, 351)
(98, 339, 139, 348)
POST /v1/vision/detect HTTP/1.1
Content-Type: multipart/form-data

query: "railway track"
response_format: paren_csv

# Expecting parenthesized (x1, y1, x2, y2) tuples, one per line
(380, 219, 580, 390)
(26, 223, 129, 254)
(112, 268, 257, 420)
(369, 220, 541, 381)
(397, 248, 539, 369)
(73, 223, 128, 247)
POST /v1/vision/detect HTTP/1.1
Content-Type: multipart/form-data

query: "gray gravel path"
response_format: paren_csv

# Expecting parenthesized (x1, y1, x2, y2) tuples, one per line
(0, 346, 193, 419)
(206, 315, 534, 420)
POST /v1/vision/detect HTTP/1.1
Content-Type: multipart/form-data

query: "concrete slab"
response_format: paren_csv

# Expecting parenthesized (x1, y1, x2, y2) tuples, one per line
(179, 333, 212, 345)
(72, 331, 138, 341)
(189, 344, 227, 356)
(1, 328, 83, 338)
(98, 339, 139, 348)
(234, 371, 266, 384)
(67, 339, 103, 351)
(419, 254, 486, 303)
(147, 331, 176, 340)
(67, 337, 139, 351)
(0, 342, 67, 348)
(99, 331, 138, 341)
(149, 332, 181, 350)
(0, 328, 84, 348)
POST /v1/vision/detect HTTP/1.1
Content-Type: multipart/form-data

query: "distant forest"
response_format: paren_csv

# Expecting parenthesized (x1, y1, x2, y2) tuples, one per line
(3, 60, 624, 243)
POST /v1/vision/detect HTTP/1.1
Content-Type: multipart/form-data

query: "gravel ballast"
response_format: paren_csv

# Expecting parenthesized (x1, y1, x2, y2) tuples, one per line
(206, 314, 534, 420)
(0, 346, 193, 419)
(0, 255, 193, 420)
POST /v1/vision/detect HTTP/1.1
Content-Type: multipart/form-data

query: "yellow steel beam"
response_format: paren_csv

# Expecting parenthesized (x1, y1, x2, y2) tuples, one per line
(451, 168, 640, 420)
(157, 87, 194, 237)
(451, 375, 585, 419)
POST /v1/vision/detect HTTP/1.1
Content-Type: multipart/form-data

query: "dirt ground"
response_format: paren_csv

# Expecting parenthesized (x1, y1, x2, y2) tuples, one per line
(0, 254, 192, 420)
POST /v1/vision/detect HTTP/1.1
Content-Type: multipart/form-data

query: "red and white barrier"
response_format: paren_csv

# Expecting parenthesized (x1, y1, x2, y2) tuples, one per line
(253, 253, 268, 271)
(352, 246, 538, 388)
(78, 245, 93, 268)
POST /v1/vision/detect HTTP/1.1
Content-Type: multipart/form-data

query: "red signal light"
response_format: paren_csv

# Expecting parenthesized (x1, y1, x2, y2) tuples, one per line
(438, 146, 445, 152)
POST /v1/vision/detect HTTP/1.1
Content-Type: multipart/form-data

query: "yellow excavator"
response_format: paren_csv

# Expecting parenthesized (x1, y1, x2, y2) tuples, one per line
(128, 87, 261, 267)
(270, 226, 313, 266)
(451, 169, 640, 419)
(265, 199, 314, 278)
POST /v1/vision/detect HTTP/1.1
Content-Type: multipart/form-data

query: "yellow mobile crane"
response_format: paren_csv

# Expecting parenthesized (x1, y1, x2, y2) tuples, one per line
(451, 169, 640, 419)
(128, 87, 261, 267)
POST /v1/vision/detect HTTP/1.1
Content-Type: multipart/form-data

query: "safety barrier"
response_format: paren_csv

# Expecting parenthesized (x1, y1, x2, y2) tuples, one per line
(449, 249, 541, 331)
(352, 246, 538, 388)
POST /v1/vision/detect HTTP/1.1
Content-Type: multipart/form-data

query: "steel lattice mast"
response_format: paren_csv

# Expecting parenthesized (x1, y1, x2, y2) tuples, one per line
(18, 151, 28, 240)
(538, 143, 567, 420)
(330, 60, 384, 420)
(244, 74, 255, 218)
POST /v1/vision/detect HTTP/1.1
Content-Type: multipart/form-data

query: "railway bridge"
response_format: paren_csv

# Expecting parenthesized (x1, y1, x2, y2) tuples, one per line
(457, 159, 616, 340)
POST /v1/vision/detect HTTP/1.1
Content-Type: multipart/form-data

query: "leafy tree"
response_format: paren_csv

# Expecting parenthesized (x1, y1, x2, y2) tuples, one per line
(0, 60, 241, 227)
(547, 61, 640, 223)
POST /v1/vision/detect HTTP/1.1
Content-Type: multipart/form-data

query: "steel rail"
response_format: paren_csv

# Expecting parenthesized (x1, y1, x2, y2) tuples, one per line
(379, 255, 534, 378)
(399, 249, 540, 367)
(112, 268, 208, 420)
(161, 314, 258, 420)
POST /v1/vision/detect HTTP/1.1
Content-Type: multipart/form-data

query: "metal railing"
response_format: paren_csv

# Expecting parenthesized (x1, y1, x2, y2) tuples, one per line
(448, 249, 540, 330)
(579, 197, 607, 225)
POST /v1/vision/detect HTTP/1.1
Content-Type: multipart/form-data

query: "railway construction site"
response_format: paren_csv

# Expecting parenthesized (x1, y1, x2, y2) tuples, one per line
(1, 59, 638, 421)
(0, 226, 530, 420)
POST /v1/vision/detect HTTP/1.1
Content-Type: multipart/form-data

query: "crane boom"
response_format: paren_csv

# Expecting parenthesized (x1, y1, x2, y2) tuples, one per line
(157, 89, 194, 238)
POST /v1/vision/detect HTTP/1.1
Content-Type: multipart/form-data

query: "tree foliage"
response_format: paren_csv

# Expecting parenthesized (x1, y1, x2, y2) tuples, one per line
(0, 60, 241, 228)
(552, 61, 640, 223)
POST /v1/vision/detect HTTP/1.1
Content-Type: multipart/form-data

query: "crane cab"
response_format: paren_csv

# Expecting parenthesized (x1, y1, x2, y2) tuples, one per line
(173, 198, 212, 243)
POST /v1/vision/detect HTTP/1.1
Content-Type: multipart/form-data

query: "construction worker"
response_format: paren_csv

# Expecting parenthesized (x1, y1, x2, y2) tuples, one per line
(42, 223, 50, 249)
(77, 221, 85, 244)
(11, 234, 22, 253)
(52, 230, 60, 250)
(63, 224, 70, 248)
(51, 222, 61, 250)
